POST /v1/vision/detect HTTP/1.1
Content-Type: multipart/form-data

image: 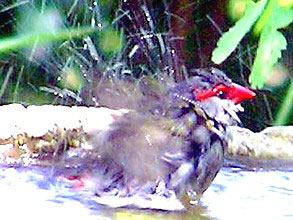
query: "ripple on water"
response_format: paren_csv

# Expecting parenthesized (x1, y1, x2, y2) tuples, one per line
(0, 165, 292, 219)
(203, 168, 293, 219)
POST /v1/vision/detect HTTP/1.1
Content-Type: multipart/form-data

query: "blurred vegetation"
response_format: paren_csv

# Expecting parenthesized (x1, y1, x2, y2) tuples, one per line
(212, 0, 293, 126)
(0, 0, 292, 130)
(213, 0, 292, 89)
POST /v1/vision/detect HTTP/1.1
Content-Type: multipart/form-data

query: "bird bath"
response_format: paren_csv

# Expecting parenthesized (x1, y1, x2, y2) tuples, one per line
(0, 163, 292, 220)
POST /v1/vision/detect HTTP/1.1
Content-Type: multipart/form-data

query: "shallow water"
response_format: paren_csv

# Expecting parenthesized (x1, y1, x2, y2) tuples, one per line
(203, 168, 293, 219)
(0, 165, 292, 220)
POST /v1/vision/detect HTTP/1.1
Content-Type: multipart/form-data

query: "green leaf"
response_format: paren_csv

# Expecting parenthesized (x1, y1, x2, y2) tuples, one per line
(249, 26, 287, 88)
(249, 1, 293, 88)
(270, 4, 293, 29)
(253, 0, 274, 35)
(212, 0, 268, 64)
(0, 26, 98, 53)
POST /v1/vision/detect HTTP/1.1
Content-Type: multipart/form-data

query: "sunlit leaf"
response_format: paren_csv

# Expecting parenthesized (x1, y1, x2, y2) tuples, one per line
(255, 0, 293, 34)
(253, 0, 274, 35)
(249, 1, 293, 88)
(249, 27, 287, 88)
(278, 0, 293, 8)
(211, 0, 268, 64)
(270, 5, 293, 28)
(227, 0, 252, 21)
(0, 27, 98, 53)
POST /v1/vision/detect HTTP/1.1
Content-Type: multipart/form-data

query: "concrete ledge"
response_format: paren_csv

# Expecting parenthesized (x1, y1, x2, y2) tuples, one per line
(0, 104, 292, 166)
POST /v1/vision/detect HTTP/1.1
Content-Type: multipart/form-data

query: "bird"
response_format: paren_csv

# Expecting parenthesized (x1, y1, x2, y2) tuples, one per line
(63, 67, 255, 210)
(59, 1, 255, 210)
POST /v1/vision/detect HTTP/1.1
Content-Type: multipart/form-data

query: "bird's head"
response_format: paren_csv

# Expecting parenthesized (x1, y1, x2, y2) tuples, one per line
(190, 67, 255, 105)
(168, 67, 255, 126)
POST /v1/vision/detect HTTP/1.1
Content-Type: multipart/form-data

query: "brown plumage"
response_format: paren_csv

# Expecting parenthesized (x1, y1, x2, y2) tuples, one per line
(73, 67, 253, 209)
(62, 1, 255, 210)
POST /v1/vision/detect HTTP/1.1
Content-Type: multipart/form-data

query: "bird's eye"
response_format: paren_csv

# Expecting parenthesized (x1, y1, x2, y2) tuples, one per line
(217, 90, 226, 99)
(211, 86, 227, 99)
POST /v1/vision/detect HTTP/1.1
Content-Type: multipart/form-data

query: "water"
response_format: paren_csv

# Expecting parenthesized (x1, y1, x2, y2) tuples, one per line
(0, 165, 292, 220)
(203, 168, 293, 219)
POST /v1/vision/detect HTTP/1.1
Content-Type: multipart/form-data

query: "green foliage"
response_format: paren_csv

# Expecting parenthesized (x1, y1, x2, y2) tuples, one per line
(0, 1, 124, 105)
(59, 67, 85, 92)
(249, 1, 293, 88)
(0, 26, 98, 53)
(274, 79, 293, 125)
(211, 0, 293, 89)
(227, 0, 252, 21)
(98, 28, 124, 54)
(249, 26, 287, 89)
(0, 7, 99, 53)
(212, 0, 268, 64)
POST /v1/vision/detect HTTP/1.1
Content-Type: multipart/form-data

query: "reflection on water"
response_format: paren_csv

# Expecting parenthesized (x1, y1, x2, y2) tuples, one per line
(0, 165, 292, 219)
(203, 168, 293, 219)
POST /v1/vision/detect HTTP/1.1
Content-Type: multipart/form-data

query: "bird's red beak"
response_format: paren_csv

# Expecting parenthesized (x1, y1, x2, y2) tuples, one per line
(226, 83, 256, 104)
(194, 83, 255, 104)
